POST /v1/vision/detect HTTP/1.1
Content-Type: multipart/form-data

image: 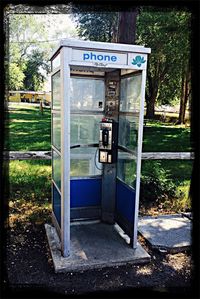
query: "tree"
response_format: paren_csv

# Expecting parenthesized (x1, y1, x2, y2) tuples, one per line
(8, 14, 78, 92)
(117, 9, 138, 43)
(9, 63, 25, 90)
(72, 7, 191, 122)
(8, 14, 48, 91)
(8, 44, 25, 90)
(72, 6, 138, 44)
(23, 49, 50, 91)
(177, 61, 191, 124)
(72, 10, 118, 42)
(136, 8, 191, 119)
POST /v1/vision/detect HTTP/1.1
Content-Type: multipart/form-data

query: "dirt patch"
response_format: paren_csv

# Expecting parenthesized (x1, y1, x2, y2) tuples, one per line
(4, 223, 194, 298)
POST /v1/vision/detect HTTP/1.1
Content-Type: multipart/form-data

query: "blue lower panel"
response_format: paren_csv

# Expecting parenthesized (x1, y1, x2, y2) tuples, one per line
(70, 178, 101, 208)
(53, 178, 101, 225)
(116, 179, 135, 224)
(53, 184, 61, 227)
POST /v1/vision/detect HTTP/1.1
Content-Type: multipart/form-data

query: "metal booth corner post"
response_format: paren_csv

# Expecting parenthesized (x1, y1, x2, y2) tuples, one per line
(132, 68, 148, 249)
(60, 46, 71, 257)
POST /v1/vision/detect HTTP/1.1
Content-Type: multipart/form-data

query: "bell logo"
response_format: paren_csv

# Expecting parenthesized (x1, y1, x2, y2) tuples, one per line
(83, 52, 117, 62)
(131, 56, 146, 67)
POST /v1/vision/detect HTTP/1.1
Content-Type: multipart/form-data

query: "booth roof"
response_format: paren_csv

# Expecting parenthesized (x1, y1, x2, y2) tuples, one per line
(50, 38, 151, 60)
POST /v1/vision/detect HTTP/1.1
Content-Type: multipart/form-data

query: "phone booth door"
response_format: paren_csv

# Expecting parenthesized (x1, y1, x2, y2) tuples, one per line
(70, 75, 104, 220)
(115, 72, 143, 246)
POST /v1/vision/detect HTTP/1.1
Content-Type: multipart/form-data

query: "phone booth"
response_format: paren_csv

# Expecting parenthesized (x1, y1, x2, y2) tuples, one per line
(50, 39, 151, 258)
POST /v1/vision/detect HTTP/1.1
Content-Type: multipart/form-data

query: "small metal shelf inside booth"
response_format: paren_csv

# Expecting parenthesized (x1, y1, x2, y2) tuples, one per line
(50, 39, 151, 257)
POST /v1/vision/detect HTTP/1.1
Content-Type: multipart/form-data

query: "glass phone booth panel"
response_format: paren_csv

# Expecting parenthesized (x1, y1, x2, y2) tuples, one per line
(70, 76, 104, 220)
(52, 68, 62, 228)
(116, 72, 142, 237)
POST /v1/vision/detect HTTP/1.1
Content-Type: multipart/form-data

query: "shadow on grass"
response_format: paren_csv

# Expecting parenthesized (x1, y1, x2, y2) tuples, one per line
(143, 124, 191, 152)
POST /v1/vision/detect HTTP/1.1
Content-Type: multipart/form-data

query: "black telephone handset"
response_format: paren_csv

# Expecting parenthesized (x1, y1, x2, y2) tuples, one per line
(102, 128, 109, 146)
(99, 118, 118, 164)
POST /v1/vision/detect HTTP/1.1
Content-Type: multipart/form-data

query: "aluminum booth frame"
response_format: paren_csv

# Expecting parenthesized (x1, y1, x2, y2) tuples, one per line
(50, 39, 151, 257)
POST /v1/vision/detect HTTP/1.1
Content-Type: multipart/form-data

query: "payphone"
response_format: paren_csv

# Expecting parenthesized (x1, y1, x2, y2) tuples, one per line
(50, 39, 151, 259)
(99, 118, 118, 164)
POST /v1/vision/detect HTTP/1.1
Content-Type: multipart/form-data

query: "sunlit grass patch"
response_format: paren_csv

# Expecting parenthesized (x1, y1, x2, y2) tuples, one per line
(143, 121, 191, 152)
(6, 104, 192, 222)
(6, 104, 191, 152)
(9, 199, 51, 228)
(9, 160, 51, 200)
(8, 160, 51, 228)
(5, 104, 51, 151)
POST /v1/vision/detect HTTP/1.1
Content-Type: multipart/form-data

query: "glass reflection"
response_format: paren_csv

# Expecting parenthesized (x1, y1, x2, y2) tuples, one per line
(53, 150, 61, 190)
(120, 74, 142, 112)
(52, 71, 61, 110)
(70, 147, 102, 177)
(117, 151, 137, 188)
(52, 53, 60, 71)
(70, 114, 102, 146)
(52, 113, 61, 151)
(118, 115, 138, 152)
(70, 77, 105, 111)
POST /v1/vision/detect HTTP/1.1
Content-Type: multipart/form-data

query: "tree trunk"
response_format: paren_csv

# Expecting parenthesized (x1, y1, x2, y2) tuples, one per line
(146, 96, 156, 119)
(178, 73, 185, 124)
(116, 9, 138, 44)
(178, 66, 190, 124)
(145, 71, 158, 119)
(183, 77, 189, 122)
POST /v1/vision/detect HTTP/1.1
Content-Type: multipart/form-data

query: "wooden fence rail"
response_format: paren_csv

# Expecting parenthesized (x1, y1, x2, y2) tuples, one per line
(3, 151, 194, 160)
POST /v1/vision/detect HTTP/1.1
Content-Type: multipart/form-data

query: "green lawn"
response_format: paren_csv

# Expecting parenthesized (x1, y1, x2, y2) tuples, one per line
(142, 121, 191, 152)
(6, 104, 192, 225)
(5, 104, 51, 151)
(5, 104, 191, 152)
(8, 158, 192, 227)
(9, 160, 52, 227)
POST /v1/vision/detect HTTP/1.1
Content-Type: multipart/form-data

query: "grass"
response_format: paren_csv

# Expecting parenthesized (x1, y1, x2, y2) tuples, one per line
(8, 158, 192, 227)
(5, 103, 191, 152)
(6, 103, 192, 226)
(142, 120, 191, 152)
(8, 160, 52, 227)
(140, 160, 192, 215)
(5, 104, 51, 151)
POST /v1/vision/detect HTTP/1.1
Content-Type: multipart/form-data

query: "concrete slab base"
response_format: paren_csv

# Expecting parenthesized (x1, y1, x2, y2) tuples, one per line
(45, 222, 151, 273)
(138, 214, 191, 253)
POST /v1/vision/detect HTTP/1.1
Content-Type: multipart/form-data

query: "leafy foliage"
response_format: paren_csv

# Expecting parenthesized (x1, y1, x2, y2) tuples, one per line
(9, 62, 25, 90)
(72, 6, 118, 42)
(72, 7, 191, 121)
(8, 41, 26, 90)
(136, 8, 191, 116)
(23, 49, 50, 91)
(8, 14, 74, 91)
(140, 161, 177, 202)
(8, 15, 49, 91)
(140, 160, 191, 213)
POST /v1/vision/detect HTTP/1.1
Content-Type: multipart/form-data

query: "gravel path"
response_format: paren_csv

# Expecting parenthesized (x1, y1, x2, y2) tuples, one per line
(4, 223, 193, 298)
